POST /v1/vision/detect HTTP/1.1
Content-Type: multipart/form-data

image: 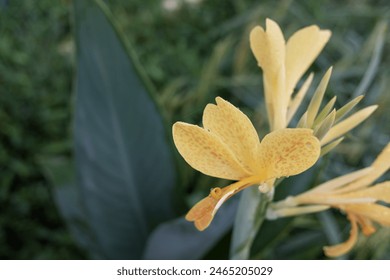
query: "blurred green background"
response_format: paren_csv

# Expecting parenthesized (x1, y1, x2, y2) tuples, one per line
(0, 0, 389, 259)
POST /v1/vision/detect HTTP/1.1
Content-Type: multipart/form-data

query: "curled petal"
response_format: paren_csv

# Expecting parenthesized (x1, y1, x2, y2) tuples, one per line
(356, 216, 376, 237)
(324, 214, 359, 257)
(186, 178, 258, 231)
(185, 196, 218, 231)
(257, 128, 320, 179)
(173, 122, 251, 180)
(203, 97, 260, 173)
(343, 203, 390, 227)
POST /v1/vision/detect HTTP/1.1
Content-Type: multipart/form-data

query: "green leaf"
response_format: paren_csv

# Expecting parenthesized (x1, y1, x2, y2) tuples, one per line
(275, 230, 325, 259)
(0, 0, 7, 8)
(41, 157, 93, 255)
(74, 0, 176, 259)
(230, 187, 273, 259)
(317, 211, 346, 260)
(143, 199, 238, 259)
(250, 218, 294, 259)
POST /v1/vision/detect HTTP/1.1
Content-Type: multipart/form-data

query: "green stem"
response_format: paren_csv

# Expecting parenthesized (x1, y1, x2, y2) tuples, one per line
(229, 186, 274, 259)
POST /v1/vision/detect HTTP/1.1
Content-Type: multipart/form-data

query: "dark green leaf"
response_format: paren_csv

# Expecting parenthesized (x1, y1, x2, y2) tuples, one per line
(143, 199, 237, 260)
(41, 157, 93, 255)
(74, 0, 176, 259)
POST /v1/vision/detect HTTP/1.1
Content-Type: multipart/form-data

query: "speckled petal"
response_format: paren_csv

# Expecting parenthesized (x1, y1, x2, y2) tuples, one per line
(185, 177, 258, 231)
(257, 128, 320, 179)
(185, 196, 217, 231)
(203, 97, 260, 173)
(173, 122, 251, 180)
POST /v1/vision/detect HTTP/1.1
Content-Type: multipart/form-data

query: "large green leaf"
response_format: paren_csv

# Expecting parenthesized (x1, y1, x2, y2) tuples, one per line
(41, 157, 94, 256)
(74, 0, 176, 259)
(143, 198, 238, 259)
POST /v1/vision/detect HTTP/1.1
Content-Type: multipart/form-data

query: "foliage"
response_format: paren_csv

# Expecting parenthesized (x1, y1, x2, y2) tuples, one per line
(0, 0, 83, 258)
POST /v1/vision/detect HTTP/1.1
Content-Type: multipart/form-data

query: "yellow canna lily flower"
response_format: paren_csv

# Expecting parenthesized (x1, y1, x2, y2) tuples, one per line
(173, 97, 321, 230)
(269, 143, 390, 257)
(250, 18, 331, 130)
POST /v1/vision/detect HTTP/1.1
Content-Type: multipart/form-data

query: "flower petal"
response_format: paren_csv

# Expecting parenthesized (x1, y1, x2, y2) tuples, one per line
(186, 178, 258, 231)
(334, 181, 390, 203)
(250, 18, 285, 77)
(173, 122, 251, 180)
(321, 105, 378, 145)
(343, 203, 390, 227)
(338, 143, 390, 193)
(356, 216, 376, 236)
(305, 167, 373, 194)
(257, 128, 320, 179)
(285, 26, 331, 96)
(250, 19, 286, 130)
(203, 97, 260, 173)
(185, 196, 217, 231)
(323, 214, 359, 257)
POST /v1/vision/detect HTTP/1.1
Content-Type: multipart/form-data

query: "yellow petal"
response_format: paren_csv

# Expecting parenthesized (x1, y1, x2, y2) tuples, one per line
(186, 177, 258, 231)
(305, 167, 373, 194)
(343, 203, 390, 227)
(334, 181, 390, 203)
(172, 122, 251, 180)
(285, 26, 331, 96)
(356, 216, 376, 236)
(250, 19, 286, 130)
(338, 143, 390, 193)
(321, 105, 378, 145)
(203, 97, 260, 173)
(323, 214, 359, 257)
(249, 18, 285, 76)
(256, 128, 320, 179)
(185, 196, 217, 231)
(267, 205, 330, 219)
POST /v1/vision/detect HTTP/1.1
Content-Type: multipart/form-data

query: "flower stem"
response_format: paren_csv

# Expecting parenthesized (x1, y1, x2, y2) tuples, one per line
(229, 186, 274, 259)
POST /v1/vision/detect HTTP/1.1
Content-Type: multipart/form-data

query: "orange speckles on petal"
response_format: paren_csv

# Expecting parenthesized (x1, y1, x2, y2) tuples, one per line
(257, 128, 320, 179)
